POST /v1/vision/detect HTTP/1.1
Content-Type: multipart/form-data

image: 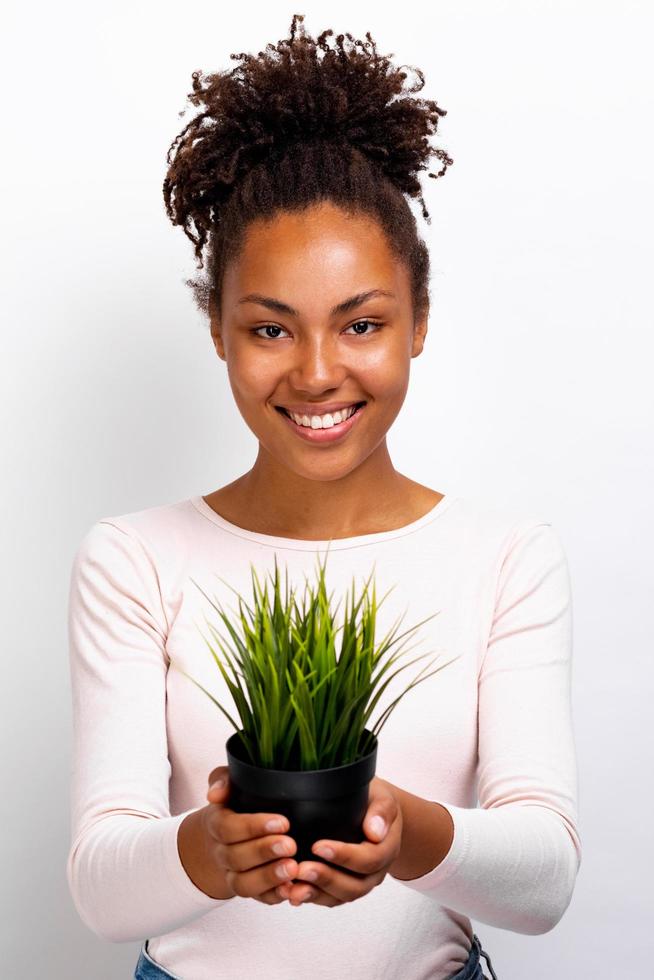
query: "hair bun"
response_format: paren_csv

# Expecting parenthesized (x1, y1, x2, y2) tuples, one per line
(164, 12, 452, 251)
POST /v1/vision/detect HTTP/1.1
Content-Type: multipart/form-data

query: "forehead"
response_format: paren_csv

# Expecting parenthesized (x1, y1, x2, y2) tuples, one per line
(222, 202, 409, 307)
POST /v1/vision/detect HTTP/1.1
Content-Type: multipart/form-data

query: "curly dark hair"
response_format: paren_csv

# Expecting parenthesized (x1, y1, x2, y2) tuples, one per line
(162, 12, 453, 325)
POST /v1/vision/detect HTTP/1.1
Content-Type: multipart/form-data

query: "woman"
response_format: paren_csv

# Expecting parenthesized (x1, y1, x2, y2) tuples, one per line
(66, 14, 580, 980)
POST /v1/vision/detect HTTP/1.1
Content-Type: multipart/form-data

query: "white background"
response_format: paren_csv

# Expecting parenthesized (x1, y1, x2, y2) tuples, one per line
(2, 0, 652, 976)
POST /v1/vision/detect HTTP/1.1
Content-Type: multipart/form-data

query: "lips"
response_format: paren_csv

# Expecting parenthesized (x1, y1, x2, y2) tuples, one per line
(276, 400, 366, 443)
(277, 401, 366, 422)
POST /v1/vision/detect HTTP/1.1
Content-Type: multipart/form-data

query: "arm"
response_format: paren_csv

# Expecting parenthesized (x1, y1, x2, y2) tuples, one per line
(391, 522, 582, 935)
(177, 806, 237, 900)
(66, 520, 231, 943)
(387, 789, 454, 881)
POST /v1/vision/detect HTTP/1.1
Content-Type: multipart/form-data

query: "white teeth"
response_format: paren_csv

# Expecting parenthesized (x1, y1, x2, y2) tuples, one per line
(287, 405, 358, 429)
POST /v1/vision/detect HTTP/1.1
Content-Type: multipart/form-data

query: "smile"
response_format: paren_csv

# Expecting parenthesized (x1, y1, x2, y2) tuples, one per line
(275, 402, 366, 444)
(279, 402, 365, 428)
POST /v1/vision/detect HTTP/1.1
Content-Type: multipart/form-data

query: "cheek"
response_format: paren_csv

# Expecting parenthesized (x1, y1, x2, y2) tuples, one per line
(357, 349, 410, 402)
(228, 355, 278, 404)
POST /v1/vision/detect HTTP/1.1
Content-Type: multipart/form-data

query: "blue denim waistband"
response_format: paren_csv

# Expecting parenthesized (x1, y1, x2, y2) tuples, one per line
(134, 939, 182, 980)
(134, 933, 499, 980)
(448, 933, 499, 980)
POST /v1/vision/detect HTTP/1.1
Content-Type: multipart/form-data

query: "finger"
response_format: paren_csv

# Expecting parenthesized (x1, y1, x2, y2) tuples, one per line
(207, 775, 230, 804)
(221, 831, 297, 874)
(288, 861, 386, 905)
(364, 811, 389, 842)
(283, 878, 327, 906)
(254, 883, 293, 905)
(223, 854, 299, 899)
(207, 766, 229, 794)
(299, 890, 340, 907)
(277, 881, 345, 907)
(277, 881, 343, 908)
(310, 838, 386, 876)
(207, 807, 290, 846)
(286, 883, 340, 907)
(362, 786, 399, 843)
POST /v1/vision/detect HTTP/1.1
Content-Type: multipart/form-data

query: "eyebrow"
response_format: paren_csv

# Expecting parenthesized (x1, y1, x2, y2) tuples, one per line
(237, 289, 395, 318)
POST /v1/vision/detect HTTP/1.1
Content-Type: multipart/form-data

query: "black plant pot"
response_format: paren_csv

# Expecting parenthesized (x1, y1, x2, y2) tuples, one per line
(225, 729, 378, 873)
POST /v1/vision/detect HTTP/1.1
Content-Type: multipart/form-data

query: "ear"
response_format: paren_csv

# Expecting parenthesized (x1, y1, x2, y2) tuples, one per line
(411, 307, 429, 357)
(208, 291, 226, 361)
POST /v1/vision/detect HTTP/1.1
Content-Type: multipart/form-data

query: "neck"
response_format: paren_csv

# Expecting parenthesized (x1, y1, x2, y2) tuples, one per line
(207, 446, 435, 540)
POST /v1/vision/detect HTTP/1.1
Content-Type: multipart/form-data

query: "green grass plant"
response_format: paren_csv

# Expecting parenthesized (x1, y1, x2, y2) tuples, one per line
(169, 548, 459, 771)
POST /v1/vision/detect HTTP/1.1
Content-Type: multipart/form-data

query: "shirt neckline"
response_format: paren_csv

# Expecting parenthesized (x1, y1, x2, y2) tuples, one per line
(188, 492, 458, 551)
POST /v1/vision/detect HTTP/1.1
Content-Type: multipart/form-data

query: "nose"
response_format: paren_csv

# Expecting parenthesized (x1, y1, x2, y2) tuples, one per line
(287, 334, 347, 394)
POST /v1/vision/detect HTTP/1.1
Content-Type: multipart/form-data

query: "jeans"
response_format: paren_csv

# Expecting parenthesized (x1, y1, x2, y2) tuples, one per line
(447, 933, 499, 979)
(133, 933, 499, 979)
(133, 940, 183, 980)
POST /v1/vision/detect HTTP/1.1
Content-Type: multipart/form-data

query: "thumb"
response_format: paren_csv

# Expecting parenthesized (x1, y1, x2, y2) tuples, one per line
(363, 782, 395, 842)
(206, 765, 230, 802)
(365, 810, 388, 841)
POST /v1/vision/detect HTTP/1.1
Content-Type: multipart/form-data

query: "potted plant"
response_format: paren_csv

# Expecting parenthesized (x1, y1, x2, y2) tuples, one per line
(169, 548, 459, 870)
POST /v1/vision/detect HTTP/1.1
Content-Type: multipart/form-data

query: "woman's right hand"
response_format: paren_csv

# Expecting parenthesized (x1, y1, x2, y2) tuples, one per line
(195, 764, 304, 905)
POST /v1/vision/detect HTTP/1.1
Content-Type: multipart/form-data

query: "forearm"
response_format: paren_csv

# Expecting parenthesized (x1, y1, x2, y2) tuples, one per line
(384, 780, 455, 881)
(67, 810, 231, 942)
(178, 806, 236, 900)
(393, 801, 581, 933)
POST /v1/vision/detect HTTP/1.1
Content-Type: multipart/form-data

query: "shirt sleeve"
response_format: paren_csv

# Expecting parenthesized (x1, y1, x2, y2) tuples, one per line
(66, 519, 231, 943)
(395, 521, 582, 935)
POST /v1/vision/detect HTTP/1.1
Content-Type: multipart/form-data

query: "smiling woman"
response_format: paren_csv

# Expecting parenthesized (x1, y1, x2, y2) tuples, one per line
(195, 197, 443, 518)
(159, 8, 454, 539)
(66, 11, 579, 980)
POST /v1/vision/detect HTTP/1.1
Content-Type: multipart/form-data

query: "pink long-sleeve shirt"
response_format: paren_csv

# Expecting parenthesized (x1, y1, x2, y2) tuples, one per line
(66, 491, 581, 979)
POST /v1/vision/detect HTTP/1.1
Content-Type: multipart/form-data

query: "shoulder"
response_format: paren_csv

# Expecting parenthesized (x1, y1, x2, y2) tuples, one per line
(444, 495, 571, 594)
(71, 496, 202, 578)
(447, 492, 556, 545)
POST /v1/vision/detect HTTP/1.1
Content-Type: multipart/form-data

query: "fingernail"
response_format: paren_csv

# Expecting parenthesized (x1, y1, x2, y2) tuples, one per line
(314, 845, 334, 860)
(209, 778, 226, 792)
(369, 816, 386, 837)
(265, 818, 286, 833)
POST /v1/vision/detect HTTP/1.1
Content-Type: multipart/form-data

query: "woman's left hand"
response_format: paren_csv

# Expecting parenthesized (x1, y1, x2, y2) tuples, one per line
(278, 776, 403, 907)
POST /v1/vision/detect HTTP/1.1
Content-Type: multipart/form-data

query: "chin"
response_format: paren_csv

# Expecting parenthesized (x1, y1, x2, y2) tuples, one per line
(289, 455, 363, 481)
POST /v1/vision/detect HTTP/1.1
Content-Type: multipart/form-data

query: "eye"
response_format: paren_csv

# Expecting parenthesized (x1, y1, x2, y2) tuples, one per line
(250, 319, 383, 341)
(251, 325, 290, 340)
(344, 319, 383, 336)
